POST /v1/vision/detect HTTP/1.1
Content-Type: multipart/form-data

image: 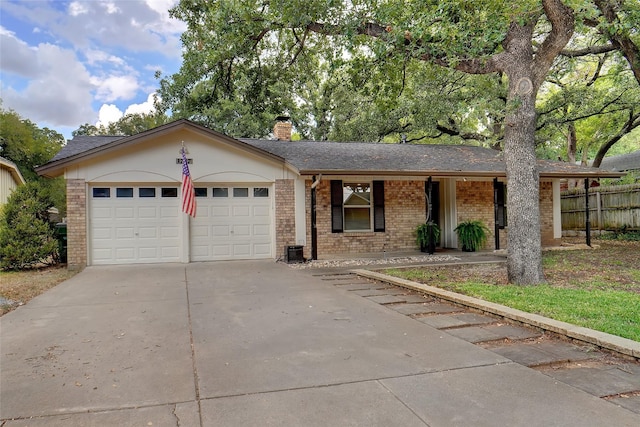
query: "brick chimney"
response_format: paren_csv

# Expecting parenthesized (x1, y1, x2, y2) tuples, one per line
(273, 116, 292, 141)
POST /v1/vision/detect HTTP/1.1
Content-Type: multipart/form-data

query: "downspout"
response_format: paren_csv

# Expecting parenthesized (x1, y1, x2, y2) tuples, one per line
(311, 174, 322, 260)
(584, 178, 591, 247)
(493, 178, 500, 250)
(427, 176, 433, 221)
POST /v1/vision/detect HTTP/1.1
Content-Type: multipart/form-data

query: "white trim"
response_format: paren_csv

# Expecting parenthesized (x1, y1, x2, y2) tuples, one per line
(295, 178, 307, 246)
(553, 180, 562, 239)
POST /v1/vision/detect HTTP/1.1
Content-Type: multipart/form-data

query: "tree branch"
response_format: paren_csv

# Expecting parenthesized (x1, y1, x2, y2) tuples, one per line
(592, 109, 640, 167)
(593, 0, 640, 85)
(560, 44, 617, 57)
(533, 0, 575, 87)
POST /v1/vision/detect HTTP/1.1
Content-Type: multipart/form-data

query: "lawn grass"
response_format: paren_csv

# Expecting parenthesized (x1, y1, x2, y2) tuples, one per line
(384, 240, 640, 342)
(0, 266, 77, 315)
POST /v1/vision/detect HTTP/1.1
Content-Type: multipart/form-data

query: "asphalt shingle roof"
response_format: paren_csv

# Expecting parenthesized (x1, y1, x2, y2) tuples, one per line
(599, 150, 640, 172)
(37, 120, 622, 179)
(240, 139, 609, 177)
(49, 135, 125, 162)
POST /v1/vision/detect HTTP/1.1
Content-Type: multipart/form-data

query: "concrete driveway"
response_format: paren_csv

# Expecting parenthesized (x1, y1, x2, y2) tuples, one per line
(1, 261, 638, 426)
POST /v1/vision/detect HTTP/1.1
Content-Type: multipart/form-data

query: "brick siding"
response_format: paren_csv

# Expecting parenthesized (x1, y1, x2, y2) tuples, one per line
(66, 179, 87, 269)
(456, 181, 496, 250)
(456, 180, 558, 250)
(539, 181, 559, 246)
(275, 179, 296, 259)
(306, 180, 426, 257)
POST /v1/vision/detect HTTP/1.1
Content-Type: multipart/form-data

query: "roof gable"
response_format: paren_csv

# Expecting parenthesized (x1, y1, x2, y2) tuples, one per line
(36, 119, 285, 178)
(0, 156, 26, 186)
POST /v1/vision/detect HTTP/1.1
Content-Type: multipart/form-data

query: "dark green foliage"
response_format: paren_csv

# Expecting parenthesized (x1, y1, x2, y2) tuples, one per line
(454, 220, 490, 252)
(415, 221, 441, 254)
(600, 229, 640, 241)
(0, 182, 58, 270)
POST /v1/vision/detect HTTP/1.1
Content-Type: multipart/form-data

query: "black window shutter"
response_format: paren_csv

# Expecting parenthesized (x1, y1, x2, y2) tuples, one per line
(330, 180, 343, 233)
(373, 181, 385, 232)
(496, 182, 507, 228)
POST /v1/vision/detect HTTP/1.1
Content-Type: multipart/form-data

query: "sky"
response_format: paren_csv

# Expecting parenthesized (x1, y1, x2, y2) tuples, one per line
(0, 0, 185, 139)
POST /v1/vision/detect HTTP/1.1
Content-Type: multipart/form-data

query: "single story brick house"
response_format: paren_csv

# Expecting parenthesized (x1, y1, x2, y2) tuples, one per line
(36, 119, 620, 268)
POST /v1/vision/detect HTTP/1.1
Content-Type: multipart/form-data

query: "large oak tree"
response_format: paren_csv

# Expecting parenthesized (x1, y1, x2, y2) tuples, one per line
(159, 0, 638, 284)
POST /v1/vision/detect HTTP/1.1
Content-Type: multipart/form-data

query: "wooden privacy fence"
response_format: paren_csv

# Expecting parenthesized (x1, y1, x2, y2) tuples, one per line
(561, 183, 640, 231)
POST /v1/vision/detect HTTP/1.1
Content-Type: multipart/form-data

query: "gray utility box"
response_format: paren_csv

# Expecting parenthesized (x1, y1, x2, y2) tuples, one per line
(284, 245, 304, 263)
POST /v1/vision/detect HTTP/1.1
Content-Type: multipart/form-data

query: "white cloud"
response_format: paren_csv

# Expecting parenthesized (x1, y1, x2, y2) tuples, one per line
(0, 27, 39, 77)
(95, 93, 158, 127)
(96, 104, 123, 127)
(68, 1, 89, 17)
(1, 42, 95, 126)
(92, 75, 139, 102)
(124, 93, 158, 115)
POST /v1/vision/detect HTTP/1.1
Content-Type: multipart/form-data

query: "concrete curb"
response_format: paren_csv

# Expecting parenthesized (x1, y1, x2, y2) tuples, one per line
(353, 269, 640, 360)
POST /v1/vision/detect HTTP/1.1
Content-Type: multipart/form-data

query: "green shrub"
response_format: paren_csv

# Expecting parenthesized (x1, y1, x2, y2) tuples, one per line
(0, 182, 58, 270)
(454, 220, 490, 251)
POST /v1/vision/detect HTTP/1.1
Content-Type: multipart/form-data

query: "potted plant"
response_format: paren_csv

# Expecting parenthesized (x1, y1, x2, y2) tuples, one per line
(416, 221, 440, 254)
(454, 220, 489, 252)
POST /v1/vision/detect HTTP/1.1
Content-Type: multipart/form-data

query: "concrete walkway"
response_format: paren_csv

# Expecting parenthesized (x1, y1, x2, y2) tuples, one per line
(1, 261, 639, 426)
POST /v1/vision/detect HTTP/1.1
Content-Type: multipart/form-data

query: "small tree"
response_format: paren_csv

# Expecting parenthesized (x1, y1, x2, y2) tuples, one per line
(0, 182, 58, 270)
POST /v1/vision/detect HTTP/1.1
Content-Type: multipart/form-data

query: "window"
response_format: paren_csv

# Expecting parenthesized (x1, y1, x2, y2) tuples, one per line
(254, 187, 269, 197)
(139, 188, 156, 198)
(161, 187, 178, 198)
(194, 188, 208, 197)
(116, 187, 133, 198)
(92, 188, 110, 198)
(343, 183, 371, 231)
(233, 188, 248, 197)
(330, 180, 385, 233)
(213, 187, 228, 197)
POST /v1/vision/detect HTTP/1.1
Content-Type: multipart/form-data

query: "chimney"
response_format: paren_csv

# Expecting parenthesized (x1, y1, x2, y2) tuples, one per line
(273, 116, 292, 141)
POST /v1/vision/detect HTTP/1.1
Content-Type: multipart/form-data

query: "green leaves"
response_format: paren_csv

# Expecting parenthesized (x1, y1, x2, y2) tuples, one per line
(0, 182, 59, 270)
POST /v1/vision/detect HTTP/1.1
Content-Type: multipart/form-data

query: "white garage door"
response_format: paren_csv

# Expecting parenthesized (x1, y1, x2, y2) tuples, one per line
(190, 185, 273, 261)
(90, 186, 181, 265)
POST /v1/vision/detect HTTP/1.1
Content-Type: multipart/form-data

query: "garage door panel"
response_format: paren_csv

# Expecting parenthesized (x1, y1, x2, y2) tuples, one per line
(138, 207, 158, 218)
(253, 224, 270, 236)
(92, 227, 112, 239)
(93, 207, 112, 219)
(160, 206, 179, 217)
(232, 206, 250, 216)
(115, 247, 135, 261)
(191, 225, 209, 238)
(212, 245, 231, 256)
(115, 207, 135, 218)
(138, 227, 158, 239)
(233, 244, 251, 256)
(161, 227, 179, 238)
(253, 243, 271, 256)
(212, 225, 230, 237)
(212, 206, 230, 217)
(253, 206, 270, 216)
(138, 247, 158, 259)
(233, 225, 251, 237)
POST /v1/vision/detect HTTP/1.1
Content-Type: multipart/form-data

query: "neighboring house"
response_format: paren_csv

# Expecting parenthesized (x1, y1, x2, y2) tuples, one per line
(599, 150, 640, 173)
(36, 119, 622, 269)
(0, 156, 26, 206)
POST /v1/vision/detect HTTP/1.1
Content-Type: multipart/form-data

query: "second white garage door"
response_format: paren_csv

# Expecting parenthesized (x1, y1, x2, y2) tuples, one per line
(190, 186, 273, 261)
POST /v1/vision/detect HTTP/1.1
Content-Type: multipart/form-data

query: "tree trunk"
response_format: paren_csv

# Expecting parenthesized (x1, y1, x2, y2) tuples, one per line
(500, 21, 546, 285)
(503, 83, 545, 284)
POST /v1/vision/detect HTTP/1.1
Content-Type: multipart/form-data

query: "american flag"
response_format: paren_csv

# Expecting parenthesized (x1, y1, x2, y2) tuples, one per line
(181, 147, 196, 217)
